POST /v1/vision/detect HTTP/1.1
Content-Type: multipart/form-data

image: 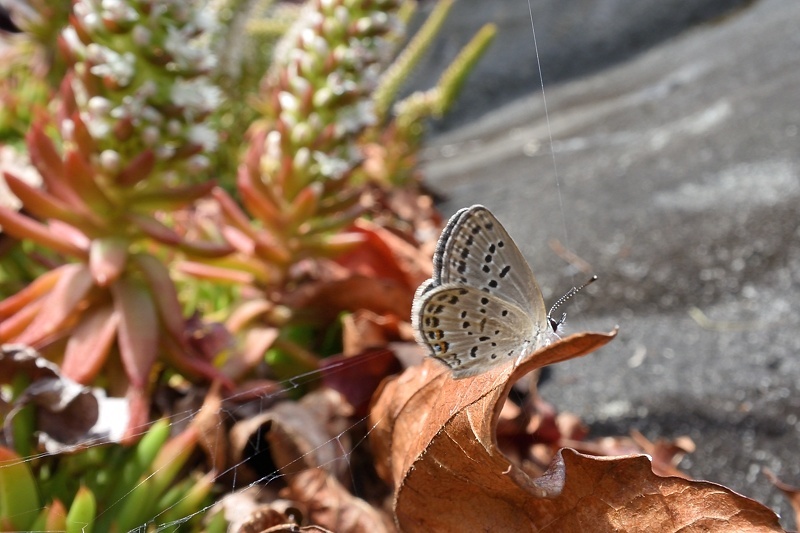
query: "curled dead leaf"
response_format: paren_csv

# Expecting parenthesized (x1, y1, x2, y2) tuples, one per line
(369, 330, 783, 531)
(229, 389, 354, 486)
(1, 344, 129, 452)
(210, 487, 302, 533)
(227, 389, 393, 532)
(283, 468, 394, 533)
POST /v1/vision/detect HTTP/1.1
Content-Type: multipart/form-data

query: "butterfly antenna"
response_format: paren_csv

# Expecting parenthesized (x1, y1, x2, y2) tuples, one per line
(547, 275, 598, 331)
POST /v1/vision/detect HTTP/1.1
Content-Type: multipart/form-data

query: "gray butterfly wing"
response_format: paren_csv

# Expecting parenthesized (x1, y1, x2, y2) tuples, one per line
(411, 284, 547, 379)
(432, 205, 547, 325)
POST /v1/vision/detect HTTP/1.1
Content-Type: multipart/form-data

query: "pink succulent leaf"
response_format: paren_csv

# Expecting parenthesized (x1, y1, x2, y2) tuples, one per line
(2, 171, 96, 231)
(16, 263, 95, 346)
(0, 267, 62, 319)
(115, 150, 155, 188)
(62, 303, 120, 384)
(132, 253, 187, 345)
(63, 150, 113, 210)
(26, 125, 85, 208)
(129, 181, 216, 210)
(111, 277, 159, 389)
(0, 206, 88, 258)
(89, 237, 129, 287)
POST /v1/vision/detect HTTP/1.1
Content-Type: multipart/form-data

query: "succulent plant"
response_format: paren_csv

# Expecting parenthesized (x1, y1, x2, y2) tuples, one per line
(0, 0, 234, 440)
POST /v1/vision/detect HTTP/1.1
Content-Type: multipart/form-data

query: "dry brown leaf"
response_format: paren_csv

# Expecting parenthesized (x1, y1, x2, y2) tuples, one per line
(284, 275, 412, 325)
(237, 506, 303, 533)
(763, 469, 800, 528)
(192, 381, 227, 473)
(341, 310, 405, 356)
(229, 389, 354, 485)
(1, 344, 129, 452)
(369, 330, 784, 532)
(227, 388, 393, 532)
(209, 488, 297, 533)
(284, 468, 395, 533)
(321, 348, 403, 417)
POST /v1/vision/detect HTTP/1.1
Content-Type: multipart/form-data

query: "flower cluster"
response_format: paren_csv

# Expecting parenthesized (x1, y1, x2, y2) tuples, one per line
(60, 0, 221, 181)
(205, 0, 404, 292)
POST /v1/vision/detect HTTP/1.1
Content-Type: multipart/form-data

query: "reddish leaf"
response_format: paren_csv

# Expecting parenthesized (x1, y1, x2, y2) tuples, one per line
(340, 310, 411, 356)
(3, 171, 98, 230)
(221, 326, 279, 380)
(321, 348, 402, 417)
(176, 259, 257, 285)
(129, 181, 216, 210)
(62, 304, 119, 384)
(237, 165, 281, 226)
(336, 219, 432, 291)
(122, 382, 151, 445)
(176, 237, 235, 258)
(127, 213, 235, 257)
(369, 330, 783, 531)
(0, 296, 42, 341)
(26, 124, 84, 208)
(285, 275, 413, 325)
(43, 499, 67, 531)
(287, 182, 322, 226)
(16, 263, 94, 346)
(89, 237, 129, 287)
(111, 277, 158, 389)
(132, 253, 185, 344)
(127, 212, 182, 246)
(226, 299, 275, 333)
(68, 111, 97, 156)
(160, 334, 235, 390)
(212, 186, 260, 238)
(0, 267, 61, 319)
(63, 149, 111, 210)
(115, 149, 155, 187)
(0, 206, 88, 258)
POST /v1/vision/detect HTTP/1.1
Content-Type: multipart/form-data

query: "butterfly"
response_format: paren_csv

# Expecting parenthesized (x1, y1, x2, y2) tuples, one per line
(411, 205, 594, 379)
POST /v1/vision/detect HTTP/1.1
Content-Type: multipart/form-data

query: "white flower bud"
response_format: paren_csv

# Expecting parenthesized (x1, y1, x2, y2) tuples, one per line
(99, 149, 121, 172)
(278, 91, 299, 113)
(132, 25, 151, 47)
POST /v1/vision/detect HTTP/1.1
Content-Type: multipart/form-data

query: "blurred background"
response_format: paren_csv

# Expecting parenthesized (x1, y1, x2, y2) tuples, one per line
(410, 0, 799, 528)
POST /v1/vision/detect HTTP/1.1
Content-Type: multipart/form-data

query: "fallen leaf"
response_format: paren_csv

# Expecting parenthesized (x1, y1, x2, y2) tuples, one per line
(209, 487, 298, 533)
(228, 389, 353, 486)
(0, 344, 129, 452)
(369, 329, 783, 531)
(321, 348, 403, 417)
(283, 468, 394, 533)
(341, 310, 410, 356)
(763, 469, 800, 528)
(285, 275, 413, 324)
(227, 389, 392, 532)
